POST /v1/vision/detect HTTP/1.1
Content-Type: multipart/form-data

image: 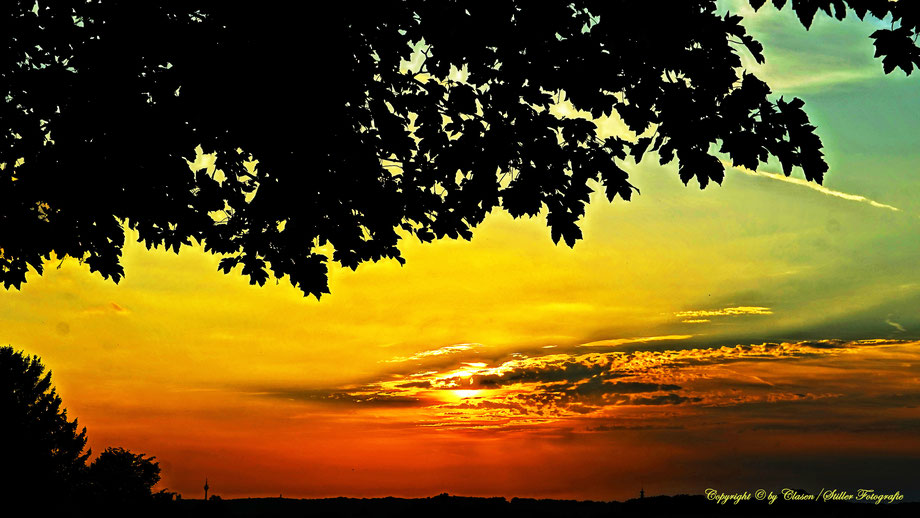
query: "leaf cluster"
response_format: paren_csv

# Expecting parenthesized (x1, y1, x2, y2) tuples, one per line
(1, 1, 915, 297)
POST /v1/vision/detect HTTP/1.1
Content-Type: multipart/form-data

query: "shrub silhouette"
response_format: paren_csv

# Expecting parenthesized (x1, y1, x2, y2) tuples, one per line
(87, 447, 161, 503)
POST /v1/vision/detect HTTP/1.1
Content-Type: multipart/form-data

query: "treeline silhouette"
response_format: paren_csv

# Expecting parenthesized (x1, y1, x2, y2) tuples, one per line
(0, 346, 169, 515)
(127, 493, 920, 518)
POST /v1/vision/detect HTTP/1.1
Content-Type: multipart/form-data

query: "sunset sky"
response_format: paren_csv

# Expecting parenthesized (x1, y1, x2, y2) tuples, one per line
(2, 2, 919, 502)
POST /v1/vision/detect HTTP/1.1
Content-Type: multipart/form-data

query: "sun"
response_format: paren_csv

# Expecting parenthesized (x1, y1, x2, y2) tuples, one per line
(451, 389, 480, 399)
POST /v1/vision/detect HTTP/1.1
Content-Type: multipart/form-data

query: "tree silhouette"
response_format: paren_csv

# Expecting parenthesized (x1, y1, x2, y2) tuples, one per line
(0, 346, 90, 503)
(87, 447, 161, 503)
(2, 1, 918, 297)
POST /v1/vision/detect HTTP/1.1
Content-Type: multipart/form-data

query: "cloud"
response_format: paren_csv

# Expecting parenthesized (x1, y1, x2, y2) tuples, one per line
(885, 318, 906, 333)
(81, 301, 131, 315)
(730, 163, 900, 212)
(674, 306, 772, 318)
(397, 380, 433, 389)
(385, 343, 482, 363)
(578, 335, 694, 348)
(764, 68, 879, 92)
(466, 359, 622, 389)
(586, 423, 685, 432)
(720, 0, 885, 92)
(243, 339, 920, 430)
(250, 388, 433, 407)
(574, 381, 682, 394)
(630, 393, 701, 406)
(541, 378, 682, 398)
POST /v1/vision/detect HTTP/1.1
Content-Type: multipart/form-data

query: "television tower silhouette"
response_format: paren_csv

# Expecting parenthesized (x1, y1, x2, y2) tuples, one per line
(204, 478, 209, 500)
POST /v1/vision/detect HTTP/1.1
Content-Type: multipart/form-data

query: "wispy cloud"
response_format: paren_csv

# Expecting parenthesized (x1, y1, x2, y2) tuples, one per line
(81, 302, 131, 315)
(885, 318, 906, 333)
(729, 163, 900, 212)
(385, 343, 482, 363)
(675, 306, 772, 320)
(721, 0, 884, 93)
(578, 335, 694, 348)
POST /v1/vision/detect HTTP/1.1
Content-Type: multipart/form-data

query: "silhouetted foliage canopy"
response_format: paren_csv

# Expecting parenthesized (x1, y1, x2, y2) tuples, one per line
(2, 1, 918, 297)
(0, 345, 89, 502)
(88, 447, 161, 502)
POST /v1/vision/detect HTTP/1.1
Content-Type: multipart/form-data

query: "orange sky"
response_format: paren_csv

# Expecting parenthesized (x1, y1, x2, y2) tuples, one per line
(4, 214, 918, 500)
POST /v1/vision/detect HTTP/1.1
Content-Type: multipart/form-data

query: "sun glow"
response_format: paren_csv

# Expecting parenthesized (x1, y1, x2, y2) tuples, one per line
(451, 389, 481, 399)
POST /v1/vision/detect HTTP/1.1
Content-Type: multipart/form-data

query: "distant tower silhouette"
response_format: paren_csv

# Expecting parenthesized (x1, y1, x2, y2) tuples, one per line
(640, 487, 645, 499)
(204, 478, 209, 500)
